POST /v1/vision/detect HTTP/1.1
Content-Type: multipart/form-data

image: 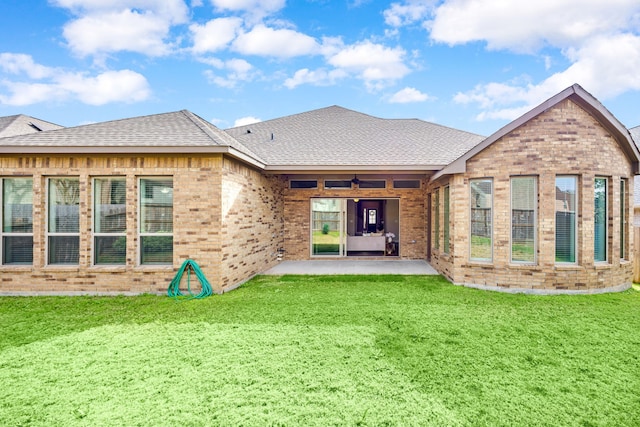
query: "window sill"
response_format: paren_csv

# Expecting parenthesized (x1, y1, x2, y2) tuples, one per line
(554, 264, 584, 271)
(508, 263, 539, 269)
(594, 263, 612, 270)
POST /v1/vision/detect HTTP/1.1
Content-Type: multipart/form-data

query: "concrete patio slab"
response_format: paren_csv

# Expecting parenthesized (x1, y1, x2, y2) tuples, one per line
(262, 260, 438, 275)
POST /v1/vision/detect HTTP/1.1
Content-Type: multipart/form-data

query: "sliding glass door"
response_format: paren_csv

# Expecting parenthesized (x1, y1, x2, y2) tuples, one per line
(311, 199, 345, 256)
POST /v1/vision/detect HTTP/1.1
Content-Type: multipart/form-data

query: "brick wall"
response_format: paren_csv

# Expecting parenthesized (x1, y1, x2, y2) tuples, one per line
(0, 154, 226, 294)
(282, 175, 428, 260)
(429, 99, 634, 292)
(220, 158, 285, 290)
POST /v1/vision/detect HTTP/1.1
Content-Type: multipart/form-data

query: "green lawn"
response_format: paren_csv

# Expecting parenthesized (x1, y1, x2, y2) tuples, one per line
(1, 275, 639, 426)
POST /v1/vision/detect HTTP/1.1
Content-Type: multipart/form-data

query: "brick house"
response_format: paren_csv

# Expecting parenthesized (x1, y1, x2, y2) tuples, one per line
(0, 84, 638, 294)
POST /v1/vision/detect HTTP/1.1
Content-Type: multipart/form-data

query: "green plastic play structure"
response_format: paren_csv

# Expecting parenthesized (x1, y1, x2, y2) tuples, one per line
(167, 259, 214, 300)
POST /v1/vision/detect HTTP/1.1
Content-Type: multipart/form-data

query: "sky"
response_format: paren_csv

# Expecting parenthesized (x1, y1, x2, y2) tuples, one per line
(0, 0, 639, 136)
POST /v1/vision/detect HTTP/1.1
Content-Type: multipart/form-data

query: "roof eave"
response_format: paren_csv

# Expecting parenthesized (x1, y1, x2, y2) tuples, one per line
(0, 145, 266, 169)
(263, 164, 445, 174)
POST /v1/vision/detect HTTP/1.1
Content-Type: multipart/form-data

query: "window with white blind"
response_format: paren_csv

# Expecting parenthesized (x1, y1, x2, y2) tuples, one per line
(2, 178, 33, 265)
(443, 186, 450, 254)
(433, 190, 439, 250)
(511, 177, 537, 264)
(594, 177, 607, 262)
(48, 177, 80, 265)
(94, 177, 126, 265)
(620, 179, 628, 260)
(470, 179, 493, 262)
(555, 176, 577, 263)
(139, 178, 173, 265)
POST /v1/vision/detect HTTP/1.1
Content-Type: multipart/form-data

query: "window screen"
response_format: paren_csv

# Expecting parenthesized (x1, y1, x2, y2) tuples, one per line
(511, 177, 537, 263)
(555, 176, 577, 263)
(594, 177, 607, 262)
(140, 178, 173, 265)
(94, 178, 126, 265)
(2, 178, 33, 264)
(470, 179, 492, 261)
(48, 178, 80, 264)
(443, 186, 450, 254)
(290, 180, 317, 189)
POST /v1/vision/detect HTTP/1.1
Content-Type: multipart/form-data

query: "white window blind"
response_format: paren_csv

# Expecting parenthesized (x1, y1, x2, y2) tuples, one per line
(470, 179, 492, 261)
(511, 177, 536, 263)
(555, 176, 577, 263)
(2, 178, 33, 265)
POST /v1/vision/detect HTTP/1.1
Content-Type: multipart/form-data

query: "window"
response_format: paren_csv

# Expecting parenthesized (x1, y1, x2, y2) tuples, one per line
(393, 180, 420, 189)
(48, 178, 80, 265)
(433, 190, 440, 250)
(443, 186, 450, 254)
(470, 179, 492, 262)
(140, 178, 173, 265)
(290, 180, 317, 189)
(555, 176, 577, 263)
(620, 179, 628, 260)
(511, 177, 537, 263)
(359, 180, 386, 189)
(594, 177, 607, 262)
(94, 178, 126, 265)
(324, 180, 351, 189)
(2, 178, 33, 265)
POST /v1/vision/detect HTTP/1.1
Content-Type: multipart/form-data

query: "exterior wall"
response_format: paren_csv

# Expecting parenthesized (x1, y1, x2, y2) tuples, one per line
(220, 158, 285, 290)
(0, 154, 225, 294)
(429, 99, 634, 293)
(283, 175, 428, 260)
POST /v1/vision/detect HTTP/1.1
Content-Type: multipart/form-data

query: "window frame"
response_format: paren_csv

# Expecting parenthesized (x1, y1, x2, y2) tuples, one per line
(290, 180, 318, 189)
(1, 177, 34, 265)
(443, 185, 450, 254)
(433, 189, 440, 250)
(138, 177, 173, 266)
(324, 180, 352, 189)
(594, 176, 608, 263)
(470, 178, 493, 263)
(358, 180, 386, 189)
(510, 176, 537, 264)
(93, 177, 127, 266)
(555, 175, 578, 265)
(393, 179, 421, 189)
(620, 178, 628, 260)
(46, 177, 81, 266)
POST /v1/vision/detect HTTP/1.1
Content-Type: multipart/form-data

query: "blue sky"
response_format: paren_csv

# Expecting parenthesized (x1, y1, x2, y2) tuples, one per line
(1, 0, 639, 136)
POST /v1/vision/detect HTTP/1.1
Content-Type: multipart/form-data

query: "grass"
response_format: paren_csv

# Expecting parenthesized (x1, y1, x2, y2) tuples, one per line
(1, 275, 639, 426)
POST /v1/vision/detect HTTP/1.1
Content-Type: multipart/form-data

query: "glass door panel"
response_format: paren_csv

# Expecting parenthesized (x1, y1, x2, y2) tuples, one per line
(311, 199, 345, 256)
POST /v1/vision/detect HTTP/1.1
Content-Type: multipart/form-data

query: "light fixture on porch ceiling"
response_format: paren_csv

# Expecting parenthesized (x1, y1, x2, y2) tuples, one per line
(353, 198, 359, 203)
(351, 174, 360, 185)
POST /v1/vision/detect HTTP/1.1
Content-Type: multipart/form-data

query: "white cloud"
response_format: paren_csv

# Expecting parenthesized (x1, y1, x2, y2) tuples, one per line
(0, 53, 56, 79)
(283, 68, 348, 89)
(210, 0, 285, 20)
(455, 33, 640, 121)
(428, 0, 639, 53)
(202, 58, 256, 88)
(52, 0, 189, 57)
(190, 17, 243, 54)
(0, 54, 150, 106)
(422, 0, 640, 121)
(384, 1, 432, 27)
(233, 116, 261, 127)
(388, 87, 432, 103)
(327, 41, 410, 90)
(232, 25, 320, 58)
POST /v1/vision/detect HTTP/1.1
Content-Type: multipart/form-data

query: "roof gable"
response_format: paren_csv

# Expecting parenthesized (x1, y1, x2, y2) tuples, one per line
(0, 114, 63, 138)
(433, 84, 640, 180)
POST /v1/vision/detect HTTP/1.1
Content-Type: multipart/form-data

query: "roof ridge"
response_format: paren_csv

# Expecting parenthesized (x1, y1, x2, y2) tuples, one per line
(180, 110, 267, 163)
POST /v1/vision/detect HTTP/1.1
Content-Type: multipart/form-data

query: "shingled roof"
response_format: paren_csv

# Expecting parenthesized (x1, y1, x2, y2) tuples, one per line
(225, 106, 485, 171)
(0, 110, 265, 167)
(0, 115, 63, 138)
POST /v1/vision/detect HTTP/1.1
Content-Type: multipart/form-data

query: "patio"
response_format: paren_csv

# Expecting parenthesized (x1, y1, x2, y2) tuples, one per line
(262, 259, 438, 275)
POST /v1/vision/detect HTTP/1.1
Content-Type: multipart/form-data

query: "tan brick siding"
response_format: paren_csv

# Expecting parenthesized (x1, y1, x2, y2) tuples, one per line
(283, 175, 428, 260)
(0, 154, 229, 294)
(429, 99, 634, 292)
(220, 158, 285, 290)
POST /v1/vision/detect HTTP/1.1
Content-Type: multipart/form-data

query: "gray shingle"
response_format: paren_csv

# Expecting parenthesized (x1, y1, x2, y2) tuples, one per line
(225, 106, 485, 168)
(0, 110, 264, 162)
(0, 115, 63, 138)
